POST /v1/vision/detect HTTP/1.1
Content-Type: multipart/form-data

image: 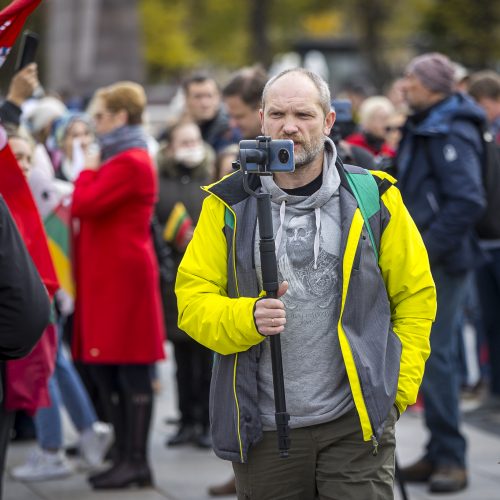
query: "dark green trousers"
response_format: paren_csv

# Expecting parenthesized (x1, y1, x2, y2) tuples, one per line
(233, 407, 397, 500)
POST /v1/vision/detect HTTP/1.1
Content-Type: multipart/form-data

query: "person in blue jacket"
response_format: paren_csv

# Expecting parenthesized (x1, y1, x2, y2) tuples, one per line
(397, 52, 487, 494)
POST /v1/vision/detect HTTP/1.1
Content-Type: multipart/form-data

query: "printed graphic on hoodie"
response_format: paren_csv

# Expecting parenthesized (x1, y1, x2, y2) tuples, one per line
(277, 212, 339, 311)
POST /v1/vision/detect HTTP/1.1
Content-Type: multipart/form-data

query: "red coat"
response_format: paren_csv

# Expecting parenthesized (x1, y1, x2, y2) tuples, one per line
(71, 148, 166, 364)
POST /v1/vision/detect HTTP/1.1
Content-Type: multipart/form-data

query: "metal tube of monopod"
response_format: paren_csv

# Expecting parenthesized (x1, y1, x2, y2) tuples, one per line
(256, 193, 290, 458)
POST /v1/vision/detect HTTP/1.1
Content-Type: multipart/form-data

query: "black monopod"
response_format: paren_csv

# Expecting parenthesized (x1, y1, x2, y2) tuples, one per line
(237, 136, 291, 458)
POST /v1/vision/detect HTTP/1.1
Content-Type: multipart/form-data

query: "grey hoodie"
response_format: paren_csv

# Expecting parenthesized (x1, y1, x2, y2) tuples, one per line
(256, 138, 354, 430)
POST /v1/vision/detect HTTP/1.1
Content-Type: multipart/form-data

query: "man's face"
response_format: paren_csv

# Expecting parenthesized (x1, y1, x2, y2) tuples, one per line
(224, 95, 261, 139)
(260, 73, 335, 168)
(286, 215, 315, 267)
(401, 73, 436, 112)
(185, 80, 220, 123)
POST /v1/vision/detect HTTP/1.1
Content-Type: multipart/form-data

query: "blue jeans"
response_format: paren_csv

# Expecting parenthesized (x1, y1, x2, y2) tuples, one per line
(422, 266, 468, 467)
(35, 323, 97, 450)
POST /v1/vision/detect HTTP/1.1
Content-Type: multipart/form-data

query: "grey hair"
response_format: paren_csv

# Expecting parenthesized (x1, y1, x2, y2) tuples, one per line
(261, 67, 332, 116)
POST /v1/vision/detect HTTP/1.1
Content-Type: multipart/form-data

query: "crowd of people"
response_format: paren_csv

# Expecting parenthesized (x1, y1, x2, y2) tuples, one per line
(0, 49, 498, 500)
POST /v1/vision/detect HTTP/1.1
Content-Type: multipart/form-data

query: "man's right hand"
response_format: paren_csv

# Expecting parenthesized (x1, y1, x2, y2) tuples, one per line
(6, 63, 39, 107)
(254, 281, 288, 336)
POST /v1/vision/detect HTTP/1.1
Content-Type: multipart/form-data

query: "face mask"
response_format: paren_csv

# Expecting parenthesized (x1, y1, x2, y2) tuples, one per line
(174, 145, 205, 168)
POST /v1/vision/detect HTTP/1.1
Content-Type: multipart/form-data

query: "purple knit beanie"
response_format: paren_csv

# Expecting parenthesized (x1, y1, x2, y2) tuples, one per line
(406, 52, 455, 95)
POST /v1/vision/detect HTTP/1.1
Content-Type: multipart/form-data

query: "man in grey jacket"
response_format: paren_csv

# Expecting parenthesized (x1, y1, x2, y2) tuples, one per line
(176, 68, 436, 499)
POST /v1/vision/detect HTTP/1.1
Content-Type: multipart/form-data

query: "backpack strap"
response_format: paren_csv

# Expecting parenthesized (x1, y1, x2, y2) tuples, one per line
(343, 165, 397, 263)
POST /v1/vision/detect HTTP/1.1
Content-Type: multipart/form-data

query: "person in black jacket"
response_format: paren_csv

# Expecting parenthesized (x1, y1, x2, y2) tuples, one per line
(182, 72, 239, 153)
(155, 119, 215, 449)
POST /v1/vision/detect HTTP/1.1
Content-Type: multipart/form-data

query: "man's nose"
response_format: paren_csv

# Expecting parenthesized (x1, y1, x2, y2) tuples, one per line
(282, 119, 299, 136)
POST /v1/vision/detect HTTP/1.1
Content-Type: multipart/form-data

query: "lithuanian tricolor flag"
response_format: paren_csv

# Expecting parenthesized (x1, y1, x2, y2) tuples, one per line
(163, 201, 193, 250)
(44, 198, 74, 298)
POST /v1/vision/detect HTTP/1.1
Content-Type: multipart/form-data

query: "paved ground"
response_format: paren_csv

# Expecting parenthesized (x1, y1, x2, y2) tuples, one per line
(4, 344, 500, 500)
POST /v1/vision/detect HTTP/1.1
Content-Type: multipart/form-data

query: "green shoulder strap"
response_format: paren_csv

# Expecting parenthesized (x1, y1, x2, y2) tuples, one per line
(344, 170, 380, 261)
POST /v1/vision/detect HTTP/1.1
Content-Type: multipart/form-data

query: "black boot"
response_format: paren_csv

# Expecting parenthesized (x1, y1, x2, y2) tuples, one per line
(166, 423, 197, 446)
(92, 392, 154, 490)
(88, 391, 125, 485)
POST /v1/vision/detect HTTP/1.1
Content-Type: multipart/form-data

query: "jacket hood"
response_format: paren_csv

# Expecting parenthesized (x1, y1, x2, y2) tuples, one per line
(412, 93, 487, 136)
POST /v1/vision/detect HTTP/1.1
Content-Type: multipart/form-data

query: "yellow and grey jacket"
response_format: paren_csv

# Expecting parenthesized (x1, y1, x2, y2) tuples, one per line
(176, 155, 436, 463)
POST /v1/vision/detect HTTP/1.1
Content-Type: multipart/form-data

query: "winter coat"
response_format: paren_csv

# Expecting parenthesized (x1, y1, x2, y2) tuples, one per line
(176, 142, 436, 462)
(155, 147, 213, 342)
(396, 93, 487, 272)
(71, 148, 165, 364)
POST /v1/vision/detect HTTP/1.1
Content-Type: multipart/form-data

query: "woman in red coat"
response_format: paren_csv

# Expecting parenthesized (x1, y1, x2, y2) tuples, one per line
(71, 81, 165, 490)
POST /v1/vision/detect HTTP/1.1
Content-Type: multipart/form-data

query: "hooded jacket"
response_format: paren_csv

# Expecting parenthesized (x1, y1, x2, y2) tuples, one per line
(396, 93, 487, 272)
(176, 138, 436, 462)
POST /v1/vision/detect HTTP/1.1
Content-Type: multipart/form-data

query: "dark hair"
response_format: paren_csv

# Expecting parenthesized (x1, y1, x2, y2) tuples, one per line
(222, 65, 268, 109)
(469, 71, 500, 101)
(182, 71, 219, 94)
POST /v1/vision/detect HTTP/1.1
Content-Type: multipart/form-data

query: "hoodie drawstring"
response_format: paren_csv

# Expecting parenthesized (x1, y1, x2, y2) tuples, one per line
(274, 200, 286, 255)
(313, 207, 321, 269)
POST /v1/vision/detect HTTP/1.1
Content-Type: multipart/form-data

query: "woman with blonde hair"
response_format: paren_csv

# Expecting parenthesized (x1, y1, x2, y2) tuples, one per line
(72, 81, 165, 489)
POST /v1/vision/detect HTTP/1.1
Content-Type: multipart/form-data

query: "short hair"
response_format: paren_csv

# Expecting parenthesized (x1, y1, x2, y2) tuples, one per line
(358, 96, 395, 126)
(262, 68, 331, 116)
(95, 81, 146, 125)
(222, 66, 268, 109)
(468, 71, 500, 101)
(182, 71, 219, 94)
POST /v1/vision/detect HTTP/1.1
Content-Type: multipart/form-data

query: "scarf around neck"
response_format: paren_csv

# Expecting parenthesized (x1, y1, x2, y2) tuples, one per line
(98, 125, 148, 162)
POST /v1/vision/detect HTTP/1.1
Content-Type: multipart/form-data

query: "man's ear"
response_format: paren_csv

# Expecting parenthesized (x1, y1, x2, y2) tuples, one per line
(324, 110, 336, 136)
(259, 108, 264, 134)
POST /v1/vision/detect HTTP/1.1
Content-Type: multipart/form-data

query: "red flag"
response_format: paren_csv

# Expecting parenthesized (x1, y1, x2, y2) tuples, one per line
(0, 0, 41, 67)
(0, 129, 59, 297)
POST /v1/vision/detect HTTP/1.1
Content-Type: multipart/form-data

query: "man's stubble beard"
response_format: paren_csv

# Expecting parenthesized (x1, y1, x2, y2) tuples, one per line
(291, 134, 325, 169)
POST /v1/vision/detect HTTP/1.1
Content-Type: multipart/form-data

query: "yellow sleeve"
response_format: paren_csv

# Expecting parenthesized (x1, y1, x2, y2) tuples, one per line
(378, 181, 437, 414)
(175, 195, 265, 355)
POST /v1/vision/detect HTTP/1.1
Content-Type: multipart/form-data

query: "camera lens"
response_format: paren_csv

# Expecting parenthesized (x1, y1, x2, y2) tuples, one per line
(278, 148, 289, 163)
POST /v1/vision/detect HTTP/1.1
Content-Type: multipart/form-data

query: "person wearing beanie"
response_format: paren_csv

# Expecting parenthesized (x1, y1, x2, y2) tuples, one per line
(396, 53, 488, 493)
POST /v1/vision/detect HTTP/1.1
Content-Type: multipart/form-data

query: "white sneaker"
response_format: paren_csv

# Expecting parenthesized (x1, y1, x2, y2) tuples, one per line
(11, 448, 73, 481)
(79, 421, 114, 467)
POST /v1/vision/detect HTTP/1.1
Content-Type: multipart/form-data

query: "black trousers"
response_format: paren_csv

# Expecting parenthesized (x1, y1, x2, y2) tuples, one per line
(172, 341, 212, 428)
(87, 364, 153, 461)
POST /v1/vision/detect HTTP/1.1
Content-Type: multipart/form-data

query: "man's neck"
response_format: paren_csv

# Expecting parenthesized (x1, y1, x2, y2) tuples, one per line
(273, 152, 324, 189)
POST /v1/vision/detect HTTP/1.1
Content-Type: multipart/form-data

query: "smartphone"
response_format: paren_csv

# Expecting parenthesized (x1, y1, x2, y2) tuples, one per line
(239, 138, 295, 173)
(15, 31, 39, 72)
